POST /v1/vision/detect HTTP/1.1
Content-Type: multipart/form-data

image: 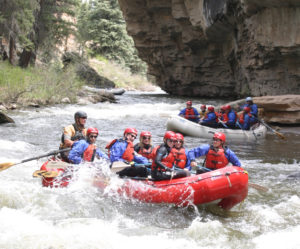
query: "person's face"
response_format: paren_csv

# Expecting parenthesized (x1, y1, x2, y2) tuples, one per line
(187, 104, 192, 109)
(174, 140, 183, 149)
(142, 136, 151, 145)
(166, 138, 175, 148)
(78, 117, 87, 126)
(88, 133, 98, 143)
(126, 133, 137, 142)
(212, 137, 222, 148)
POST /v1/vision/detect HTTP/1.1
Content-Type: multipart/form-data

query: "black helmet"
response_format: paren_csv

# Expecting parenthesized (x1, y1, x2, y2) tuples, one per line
(74, 111, 87, 120)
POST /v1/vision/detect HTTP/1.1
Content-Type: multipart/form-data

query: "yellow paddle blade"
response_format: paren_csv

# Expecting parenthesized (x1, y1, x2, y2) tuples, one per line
(32, 170, 59, 178)
(0, 162, 16, 171)
(275, 131, 286, 140)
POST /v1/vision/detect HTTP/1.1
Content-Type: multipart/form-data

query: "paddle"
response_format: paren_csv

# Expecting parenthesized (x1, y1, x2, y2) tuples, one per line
(110, 161, 151, 173)
(32, 170, 59, 178)
(193, 166, 268, 192)
(0, 148, 71, 172)
(218, 120, 228, 128)
(255, 118, 285, 139)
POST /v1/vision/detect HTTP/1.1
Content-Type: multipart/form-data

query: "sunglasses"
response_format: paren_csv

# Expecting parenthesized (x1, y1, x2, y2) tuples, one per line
(80, 117, 87, 119)
(213, 138, 221, 142)
(168, 139, 176, 143)
(175, 140, 183, 143)
(142, 136, 151, 140)
(89, 135, 98, 138)
(129, 134, 137, 139)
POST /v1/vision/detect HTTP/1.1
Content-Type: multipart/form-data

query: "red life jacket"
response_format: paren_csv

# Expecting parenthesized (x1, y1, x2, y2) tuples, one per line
(105, 139, 134, 162)
(221, 113, 228, 122)
(83, 144, 96, 162)
(184, 108, 196, 119)
(205, 146, 229, 169)
(137, 145, 153, 159)
(172, 147, 186, 169)
(151, 145, 175, 171)
(122, 141, 134, 162)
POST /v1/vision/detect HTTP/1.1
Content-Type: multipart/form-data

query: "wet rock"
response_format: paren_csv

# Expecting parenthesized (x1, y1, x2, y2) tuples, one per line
(0, 111, 15, 124)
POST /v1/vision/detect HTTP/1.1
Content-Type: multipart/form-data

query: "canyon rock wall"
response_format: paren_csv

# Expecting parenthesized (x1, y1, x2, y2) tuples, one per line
(118, 0, 300, 97)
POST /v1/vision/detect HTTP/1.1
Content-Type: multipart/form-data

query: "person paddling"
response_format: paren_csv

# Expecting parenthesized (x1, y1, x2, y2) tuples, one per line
(241, 97, 258, 124)
(151, 131, 189, 181)
(59, 111, 88, 162)
(179, 101, 200, 123)
(106, 128, 149, 177)
(68, 127, 108, 164)
(188, 132, 241, 174)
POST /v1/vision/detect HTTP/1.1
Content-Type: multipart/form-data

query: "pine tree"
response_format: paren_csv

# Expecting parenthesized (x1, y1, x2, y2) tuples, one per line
(77, 0, 146, 74)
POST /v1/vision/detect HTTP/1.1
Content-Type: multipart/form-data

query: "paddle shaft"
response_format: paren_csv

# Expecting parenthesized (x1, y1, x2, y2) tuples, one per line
(218, 120, 228, 128)
(0, 148, 71, 172)
(18, 148, 71, 164)
(255, 118, 285, 139)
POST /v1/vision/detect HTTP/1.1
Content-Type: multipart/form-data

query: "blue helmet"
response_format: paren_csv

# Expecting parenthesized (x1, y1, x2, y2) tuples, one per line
(246, 97, 252, 102)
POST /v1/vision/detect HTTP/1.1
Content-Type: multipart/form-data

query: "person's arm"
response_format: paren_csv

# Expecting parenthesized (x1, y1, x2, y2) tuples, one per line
(62, 125, 75, 147)
(184, 149, 192, 171)
(109, 141, 126, 162)
(225, 148, 241, 167)
(68, 140, 87, 164)
(134, 154, 149, 164)
(179, 108, 186, 116)
(95, 148, 109, 160)
(251, 104, 258, 116)
(187, 144, 210, 167)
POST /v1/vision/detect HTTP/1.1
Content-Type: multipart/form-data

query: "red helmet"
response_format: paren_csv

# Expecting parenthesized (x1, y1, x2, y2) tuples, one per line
(243, 107, 251, 113)
(124, 127, 138, 136)
(213, 132, 226, 143)
(220, 105, 226, 111)
(201, 104, 206, 109)
(176, 133, 184, 142)
(186, 101, 192, 106)
(140, 131, 151, 138)
(87, 127, 99, 136)
(207, 106, 214, 112)
(164, 131, 176, 140)
(225, 105, 231, 110)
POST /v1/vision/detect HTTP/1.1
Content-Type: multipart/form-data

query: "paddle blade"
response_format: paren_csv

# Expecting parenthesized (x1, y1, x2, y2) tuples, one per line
(249, 182, 268, 192)
(32, 170, 59, 178)
(0, 162, 16, 171)
(275, 131, 286, 140)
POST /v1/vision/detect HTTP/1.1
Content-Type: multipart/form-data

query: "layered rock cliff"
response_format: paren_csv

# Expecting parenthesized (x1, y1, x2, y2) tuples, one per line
(118, 0, 300, 97)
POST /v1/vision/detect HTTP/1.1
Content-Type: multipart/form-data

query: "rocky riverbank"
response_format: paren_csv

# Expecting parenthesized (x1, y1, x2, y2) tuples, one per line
(0, 87, 117, 123)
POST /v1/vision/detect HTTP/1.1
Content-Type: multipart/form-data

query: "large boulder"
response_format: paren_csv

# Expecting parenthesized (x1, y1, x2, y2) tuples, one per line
(118, 0, 300, 97)
(225, 95, 300, 125)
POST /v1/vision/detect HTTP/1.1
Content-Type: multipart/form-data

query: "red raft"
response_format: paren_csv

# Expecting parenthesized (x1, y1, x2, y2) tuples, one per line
(93, 166, 248, 210)
(37, 161, 248, 210)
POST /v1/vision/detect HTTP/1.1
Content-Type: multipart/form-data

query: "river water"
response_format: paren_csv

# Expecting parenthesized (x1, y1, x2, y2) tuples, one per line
(0, 90, 299, 249)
